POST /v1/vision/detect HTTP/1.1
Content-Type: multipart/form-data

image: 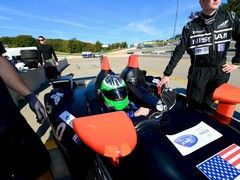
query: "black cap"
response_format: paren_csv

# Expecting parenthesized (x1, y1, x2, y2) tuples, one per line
(38, 36, 45, 40)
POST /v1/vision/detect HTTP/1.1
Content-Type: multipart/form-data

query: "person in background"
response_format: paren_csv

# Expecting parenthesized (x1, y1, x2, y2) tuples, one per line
(37, 35, 60, 79)
(0, 41, 53, 179)
(158, 0, 240, 109)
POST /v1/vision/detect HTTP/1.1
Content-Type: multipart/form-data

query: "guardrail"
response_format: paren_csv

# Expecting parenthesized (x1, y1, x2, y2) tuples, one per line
(128, 41, 236, 56)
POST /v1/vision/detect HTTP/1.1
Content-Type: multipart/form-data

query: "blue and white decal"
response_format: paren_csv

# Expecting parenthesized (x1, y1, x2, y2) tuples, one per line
(195, 47, 209, 55)
(72, 134, 82, 145)
(59, 111, 76, 128)
(218, 43, 225, 52)
(174, 134, 198, 147)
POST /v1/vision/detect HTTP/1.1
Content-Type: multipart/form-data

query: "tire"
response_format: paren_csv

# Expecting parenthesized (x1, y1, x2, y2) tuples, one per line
(20, 50, 39, 59)
(45, 66, 60, 79)
(24, 60, 38, 68)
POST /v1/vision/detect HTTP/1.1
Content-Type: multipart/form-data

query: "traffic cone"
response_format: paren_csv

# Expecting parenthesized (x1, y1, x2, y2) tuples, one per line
(101, 55, 111, 70)
(96, 55, 115, 88)
(127, 54, 139, 68)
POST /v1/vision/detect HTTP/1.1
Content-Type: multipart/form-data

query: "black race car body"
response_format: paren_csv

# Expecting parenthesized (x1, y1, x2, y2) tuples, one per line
(44, 55, 240, 180)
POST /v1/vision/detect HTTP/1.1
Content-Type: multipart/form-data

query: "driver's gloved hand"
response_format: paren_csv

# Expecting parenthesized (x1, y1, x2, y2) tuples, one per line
(25, 93, 47, 124)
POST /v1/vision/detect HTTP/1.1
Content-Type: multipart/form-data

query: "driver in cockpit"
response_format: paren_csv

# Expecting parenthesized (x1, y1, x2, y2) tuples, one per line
(100, 75, 167, 123)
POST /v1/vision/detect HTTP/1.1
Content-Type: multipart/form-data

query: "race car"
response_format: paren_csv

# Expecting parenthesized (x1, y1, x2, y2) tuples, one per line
(44, 55, 240, 180)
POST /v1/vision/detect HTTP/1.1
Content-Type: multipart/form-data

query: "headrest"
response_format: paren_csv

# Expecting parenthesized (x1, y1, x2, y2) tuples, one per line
(120, 55, 145, 85)
(213, 83, 240, 104)
(213, 83, 240, 118)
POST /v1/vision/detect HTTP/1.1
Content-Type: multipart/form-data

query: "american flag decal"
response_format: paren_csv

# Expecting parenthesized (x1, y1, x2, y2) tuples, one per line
(197, 144, 240, 180)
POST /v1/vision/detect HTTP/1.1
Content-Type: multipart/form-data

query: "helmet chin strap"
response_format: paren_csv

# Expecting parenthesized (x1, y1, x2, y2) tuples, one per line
(104, 101, 111, 109)
(104, 101, 116, 111)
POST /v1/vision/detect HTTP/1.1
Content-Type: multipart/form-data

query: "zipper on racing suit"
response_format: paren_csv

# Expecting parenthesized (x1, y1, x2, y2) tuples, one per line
(210, 24, 216, 66)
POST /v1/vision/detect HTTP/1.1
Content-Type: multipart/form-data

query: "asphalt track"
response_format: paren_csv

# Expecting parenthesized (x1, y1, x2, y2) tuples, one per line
(65, 52, 239, 87)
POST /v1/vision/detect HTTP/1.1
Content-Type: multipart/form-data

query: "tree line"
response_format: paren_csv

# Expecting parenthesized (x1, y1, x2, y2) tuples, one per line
(221, 0, 240, 15)
(0, 35, 128, 53)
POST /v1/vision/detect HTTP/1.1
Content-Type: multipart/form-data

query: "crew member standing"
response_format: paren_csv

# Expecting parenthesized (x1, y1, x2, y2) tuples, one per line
(158, 0, 240, 109)
(37, 36, 60, 80)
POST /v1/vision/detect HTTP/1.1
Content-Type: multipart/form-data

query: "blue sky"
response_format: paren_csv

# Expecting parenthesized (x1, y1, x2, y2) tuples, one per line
(0, 0, 227, 45)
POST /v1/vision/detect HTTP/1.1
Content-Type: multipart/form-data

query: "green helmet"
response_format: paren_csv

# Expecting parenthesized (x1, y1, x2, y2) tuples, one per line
(101, 75, 129, 110)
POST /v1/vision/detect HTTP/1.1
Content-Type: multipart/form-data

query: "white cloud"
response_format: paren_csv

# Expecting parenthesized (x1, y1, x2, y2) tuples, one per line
(0, 16, 11, 21)
(0, 5, 13, 12)
(126, 19, 161, 36)
(49, 19, 89, 29)
(0, 5, 90, 29)
(0, 26, 43, 32)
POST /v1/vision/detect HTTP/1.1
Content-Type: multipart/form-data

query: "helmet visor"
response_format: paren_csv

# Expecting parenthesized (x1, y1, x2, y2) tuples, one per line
(102, 87, 127, 101)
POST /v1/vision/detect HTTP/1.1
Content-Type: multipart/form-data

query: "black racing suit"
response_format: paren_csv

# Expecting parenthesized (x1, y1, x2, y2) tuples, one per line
(37, 44, 58, 64)
(37, 43, 60, 79)
(163, 10, 240, 107)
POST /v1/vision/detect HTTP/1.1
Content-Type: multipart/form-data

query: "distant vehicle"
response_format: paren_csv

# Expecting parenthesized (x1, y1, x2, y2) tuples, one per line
(81, 52, 94, 58)
(93, 52, 102, 58)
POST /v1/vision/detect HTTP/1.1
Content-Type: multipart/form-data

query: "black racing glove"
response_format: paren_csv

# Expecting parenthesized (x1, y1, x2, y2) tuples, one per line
(25, 93, 47, 124)
(156, 87, 176, 112)
(161, 87, 176, 111)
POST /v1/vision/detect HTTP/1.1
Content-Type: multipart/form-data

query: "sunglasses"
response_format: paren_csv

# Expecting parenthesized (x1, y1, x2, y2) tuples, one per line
(38, 39, 44, 41)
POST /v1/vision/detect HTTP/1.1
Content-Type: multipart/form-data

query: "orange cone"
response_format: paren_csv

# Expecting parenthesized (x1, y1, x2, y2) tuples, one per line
(101, 56, 111, 70)
(127, 54, 139, 68)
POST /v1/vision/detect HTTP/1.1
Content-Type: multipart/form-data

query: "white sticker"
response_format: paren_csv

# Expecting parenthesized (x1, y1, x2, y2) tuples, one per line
(59, 111, 75, 128)
(166, 121, 222, 156)
(195, 47, 209, 55)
